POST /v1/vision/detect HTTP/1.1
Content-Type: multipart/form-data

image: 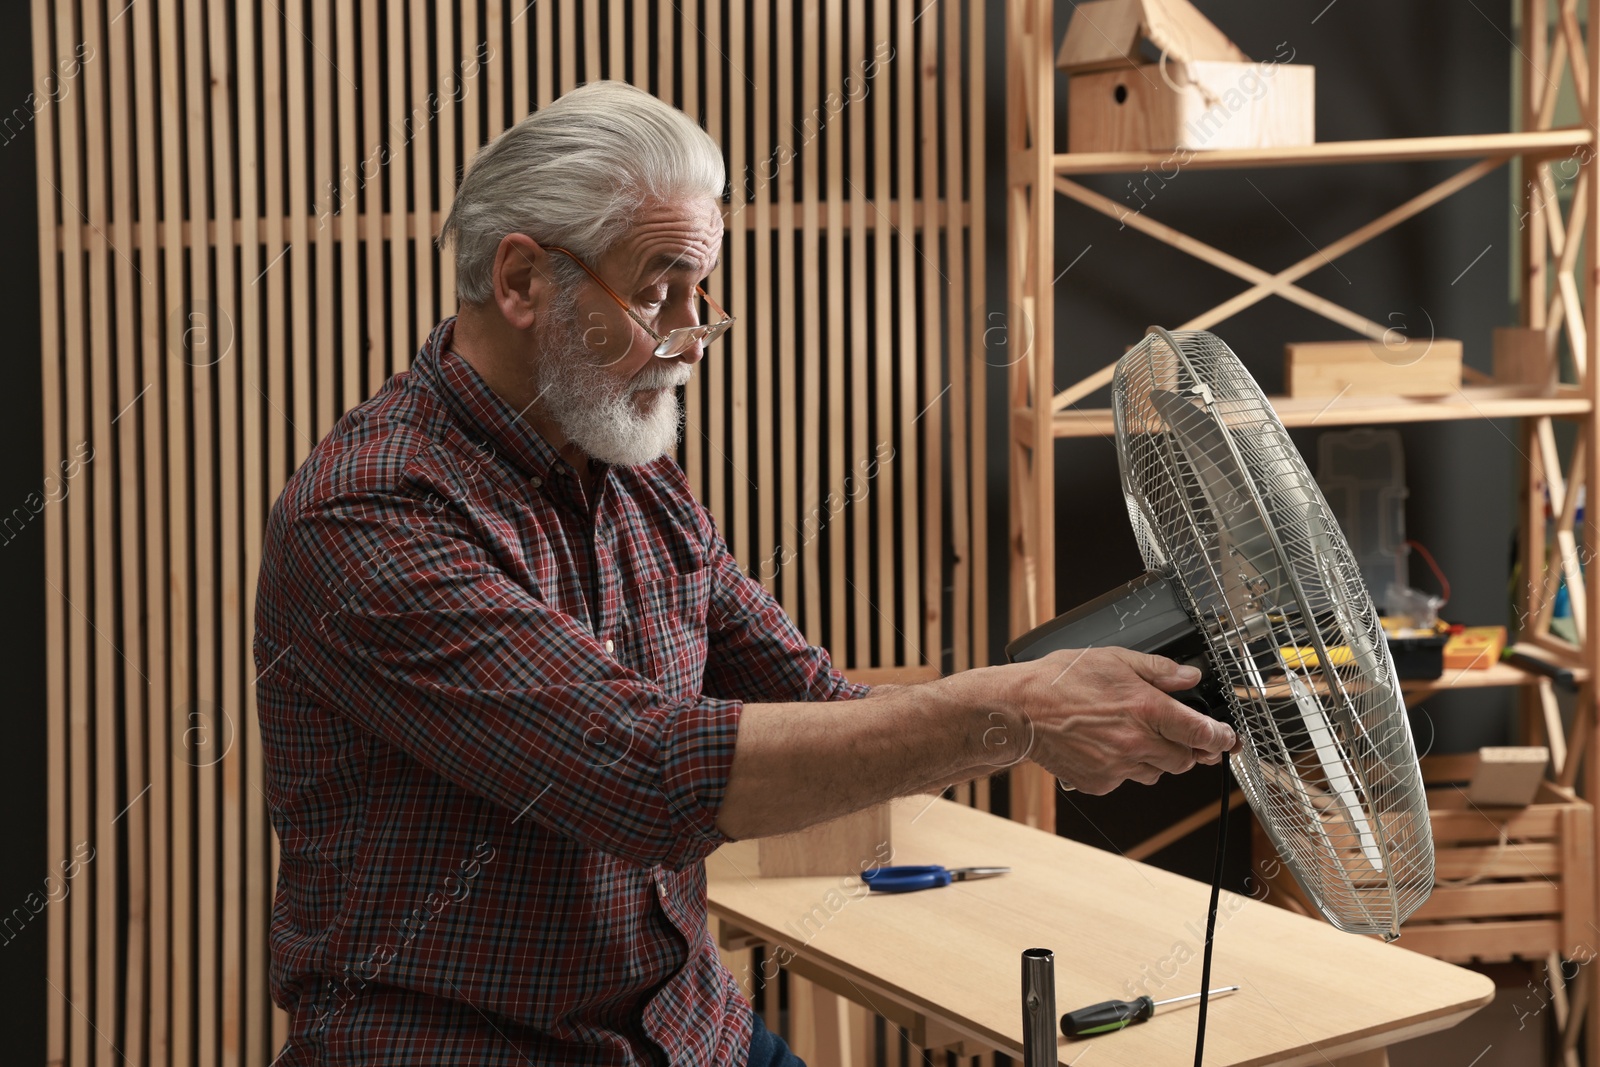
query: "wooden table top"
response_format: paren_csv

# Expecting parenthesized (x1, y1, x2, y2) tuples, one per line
(706, 798, 1494, 1067)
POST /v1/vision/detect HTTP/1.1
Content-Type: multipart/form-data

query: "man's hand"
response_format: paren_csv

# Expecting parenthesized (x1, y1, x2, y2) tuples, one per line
(983, 647, 1240, 795)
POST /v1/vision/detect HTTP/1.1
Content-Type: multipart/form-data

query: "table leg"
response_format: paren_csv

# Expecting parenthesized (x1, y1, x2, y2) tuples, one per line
(1332, 1049, 1390, 1067)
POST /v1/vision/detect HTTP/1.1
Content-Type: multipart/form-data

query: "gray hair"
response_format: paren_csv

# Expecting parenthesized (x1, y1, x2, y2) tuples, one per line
(441, 81, 726, 305)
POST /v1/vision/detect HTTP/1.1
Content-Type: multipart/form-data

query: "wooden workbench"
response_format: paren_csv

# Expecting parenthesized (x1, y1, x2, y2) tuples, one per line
(707, 798, 1494, 1066)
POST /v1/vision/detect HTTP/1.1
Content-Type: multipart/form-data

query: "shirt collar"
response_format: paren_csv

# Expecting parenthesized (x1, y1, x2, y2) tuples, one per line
(415, 316, 605, 495)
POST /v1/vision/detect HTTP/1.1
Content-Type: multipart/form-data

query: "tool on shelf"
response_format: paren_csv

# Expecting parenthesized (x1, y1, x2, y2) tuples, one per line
(1062, 986, 1241, 1038)
(1501, 647, 1579, 693)
(1021, 948, 1058, 1067)
(859, 865, 1010, 893)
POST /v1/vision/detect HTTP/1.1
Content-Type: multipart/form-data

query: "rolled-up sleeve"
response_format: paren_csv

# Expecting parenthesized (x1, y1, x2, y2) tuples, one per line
(271, 487, 739, 869)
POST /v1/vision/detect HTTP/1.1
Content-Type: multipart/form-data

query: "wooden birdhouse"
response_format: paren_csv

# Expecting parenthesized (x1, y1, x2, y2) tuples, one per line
(1058, 0, 1314, 154)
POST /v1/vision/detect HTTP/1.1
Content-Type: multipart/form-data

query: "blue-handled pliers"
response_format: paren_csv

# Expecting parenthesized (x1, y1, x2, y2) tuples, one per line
(860, 865, 1011, 893)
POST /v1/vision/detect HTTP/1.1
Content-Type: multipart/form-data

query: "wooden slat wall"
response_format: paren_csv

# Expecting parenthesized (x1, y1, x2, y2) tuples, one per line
(33, 1, 987, 1064)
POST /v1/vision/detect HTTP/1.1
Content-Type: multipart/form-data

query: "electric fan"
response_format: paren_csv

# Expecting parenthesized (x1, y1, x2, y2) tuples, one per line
(1008, 327, 1434, 941)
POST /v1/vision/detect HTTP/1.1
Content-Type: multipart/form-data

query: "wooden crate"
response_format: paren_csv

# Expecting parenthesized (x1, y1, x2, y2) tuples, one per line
(1252, 754, 1596, 964)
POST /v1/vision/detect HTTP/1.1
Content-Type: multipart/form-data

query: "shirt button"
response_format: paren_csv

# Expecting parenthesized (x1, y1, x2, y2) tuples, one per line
(605, 639, 615, 653)
(530, 476, 543, 488)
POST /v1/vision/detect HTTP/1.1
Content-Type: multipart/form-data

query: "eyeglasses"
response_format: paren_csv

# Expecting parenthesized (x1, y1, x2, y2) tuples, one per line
(543, 244, 735, 358)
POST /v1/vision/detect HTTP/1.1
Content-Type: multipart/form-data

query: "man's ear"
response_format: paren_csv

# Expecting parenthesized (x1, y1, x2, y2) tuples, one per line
(491, 233, 551, 331)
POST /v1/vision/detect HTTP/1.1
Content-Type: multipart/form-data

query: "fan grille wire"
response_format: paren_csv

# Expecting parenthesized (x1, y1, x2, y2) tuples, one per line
(1112, 329, 1434, 939)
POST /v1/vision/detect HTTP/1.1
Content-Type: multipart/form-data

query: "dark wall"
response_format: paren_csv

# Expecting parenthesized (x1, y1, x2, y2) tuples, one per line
(983, 2, 1524, 876)
(1, 2, 47, 1064)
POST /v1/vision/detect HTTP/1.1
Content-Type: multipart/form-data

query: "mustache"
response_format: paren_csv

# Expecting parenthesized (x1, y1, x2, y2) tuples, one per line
(629, 364, 693, 392)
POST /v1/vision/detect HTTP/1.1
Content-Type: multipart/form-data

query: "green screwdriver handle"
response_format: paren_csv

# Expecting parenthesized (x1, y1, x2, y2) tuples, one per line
(1061, 995, 1156, 1037)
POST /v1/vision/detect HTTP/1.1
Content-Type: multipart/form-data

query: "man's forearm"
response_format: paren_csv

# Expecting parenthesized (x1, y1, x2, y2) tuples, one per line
(714, 671, 1018, 840)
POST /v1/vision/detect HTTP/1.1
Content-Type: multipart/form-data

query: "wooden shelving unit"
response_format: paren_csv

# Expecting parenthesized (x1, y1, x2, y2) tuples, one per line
(1007, 2, 1600, 1063)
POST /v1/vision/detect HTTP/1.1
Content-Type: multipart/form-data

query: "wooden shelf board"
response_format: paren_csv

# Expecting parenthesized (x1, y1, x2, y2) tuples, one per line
(1053, 130, 1592, 175)
(1041, 386, 1592, 440)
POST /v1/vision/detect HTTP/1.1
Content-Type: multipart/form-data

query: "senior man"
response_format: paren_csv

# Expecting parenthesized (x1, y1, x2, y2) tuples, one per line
(254, 81, 1237, 1066)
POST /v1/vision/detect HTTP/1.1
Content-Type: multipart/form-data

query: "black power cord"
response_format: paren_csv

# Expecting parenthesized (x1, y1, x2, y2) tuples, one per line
(1194, 751, 1231, 1067)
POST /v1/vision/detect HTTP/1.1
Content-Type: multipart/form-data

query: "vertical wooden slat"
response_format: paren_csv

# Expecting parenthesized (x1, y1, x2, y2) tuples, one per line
(385, 0, 410, 370)
(55, 0, 90, 1056)
(206, 0, 242, 1061)
(775, 0, 797, 617)
(848, 1, 871, 668)
(339, 2, 362, 416)
(918, 0, 941, 669)
(824, 0, 846, 657)
(656, 0, 672, 94)
(237, 1, 269, 1060)
(872, 0, 894, 666)
(181, 0, 219, 1062)
(510, 0, 529, 118)
(156, 0, 194, 1060)
(533, 0, 551, 108)
(633, 0, 648, 93)
(754, 0, 775, 593)
(944, 0, 971, 675)
(728, 0, 750, 570)
(204, 4, 241, 1062)
(261, 7, 289, 1049)
(608, 0, 625, 80)
(682, 2, 703, 499)
(361, 0, 386, 396)
(902, 0, 928, 671)
(462, 0, 481, 175)
(77, 0, 122, 1059)
(560, 0, 578, 91)
(34, 0, 66, 1059)
(706, 0, 727, 527)
(585, 0, 602, 79)
(314, 2, 336, 432)
(437, 0, 459, 314)
(131, 0, 173, 1056)
(410, 0, 436, 351)
(492, 0, 511, 133)
(286, 0, 314, 458)
(953, 0, 979, 671)
(799, 0, 823, 644)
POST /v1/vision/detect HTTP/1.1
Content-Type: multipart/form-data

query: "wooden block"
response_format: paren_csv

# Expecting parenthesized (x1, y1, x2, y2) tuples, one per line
(1283, 338, 1462, 398)
(1067, 61, 1314, 153)
(1492, 326, 1554, 389)
(1443, 626, 1507, 670)
(1467, 747, 1550, 808)
(758, 804, 892, 877)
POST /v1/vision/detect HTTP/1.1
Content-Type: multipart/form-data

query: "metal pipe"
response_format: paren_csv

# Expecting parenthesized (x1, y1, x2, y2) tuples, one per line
(1021, 948, 1057, 1067)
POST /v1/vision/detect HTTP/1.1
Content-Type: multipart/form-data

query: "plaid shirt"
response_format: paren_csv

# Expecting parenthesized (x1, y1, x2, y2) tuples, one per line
(254, 318, 866, 1066)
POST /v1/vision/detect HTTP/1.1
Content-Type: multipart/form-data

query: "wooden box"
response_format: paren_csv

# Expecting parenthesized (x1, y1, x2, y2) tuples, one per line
(1066, 61, 1315, 154)
(1284, 338, 1463, 398)
(758, 804, 892, 877)
(1252, 754, 1596, 964)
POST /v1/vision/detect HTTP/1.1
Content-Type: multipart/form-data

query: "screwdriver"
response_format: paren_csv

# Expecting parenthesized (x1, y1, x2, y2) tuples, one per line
(1061, 986, 1240, 1037)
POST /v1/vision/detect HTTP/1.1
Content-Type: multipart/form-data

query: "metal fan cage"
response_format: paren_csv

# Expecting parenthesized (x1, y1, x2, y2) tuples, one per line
(1112, 328, 1434, 939)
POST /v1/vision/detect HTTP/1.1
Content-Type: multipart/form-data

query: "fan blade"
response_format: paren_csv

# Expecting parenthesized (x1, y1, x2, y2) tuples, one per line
(1285, 670, 1385, 873)
(1149, 388, 1281, 632)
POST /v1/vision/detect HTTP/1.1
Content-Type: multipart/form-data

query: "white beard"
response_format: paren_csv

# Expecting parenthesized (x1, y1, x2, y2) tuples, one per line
(533, 291, 690, 467)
